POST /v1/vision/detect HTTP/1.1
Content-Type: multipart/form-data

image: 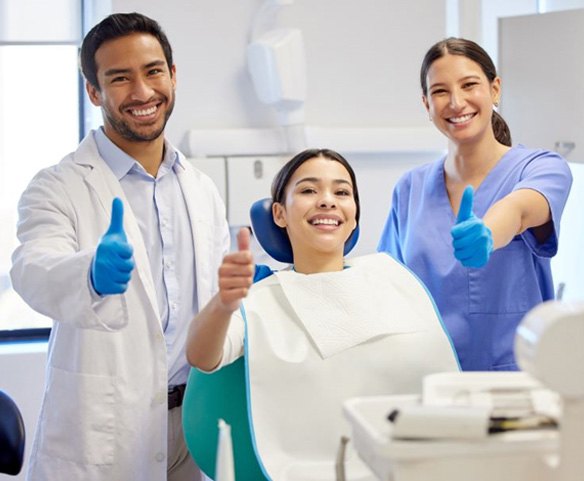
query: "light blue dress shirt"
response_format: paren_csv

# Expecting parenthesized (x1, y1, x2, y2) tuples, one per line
(94, 128, 197, 386)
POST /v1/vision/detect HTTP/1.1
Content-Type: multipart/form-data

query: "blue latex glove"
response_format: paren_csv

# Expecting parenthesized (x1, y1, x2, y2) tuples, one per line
(90, 198, 135, 295)
(451, 185, 493, 268)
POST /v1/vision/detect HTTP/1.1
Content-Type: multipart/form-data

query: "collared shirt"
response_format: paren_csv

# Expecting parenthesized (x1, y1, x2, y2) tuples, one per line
(94, 128, 197, 386)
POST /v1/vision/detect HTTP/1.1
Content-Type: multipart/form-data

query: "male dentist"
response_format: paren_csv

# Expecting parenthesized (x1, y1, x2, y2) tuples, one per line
(10, 12, 227, 481)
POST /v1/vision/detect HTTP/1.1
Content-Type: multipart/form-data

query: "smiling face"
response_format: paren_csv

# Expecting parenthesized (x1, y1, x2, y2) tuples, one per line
(86, 33, 176, 149)
(272, 156, 358, 268)
(423, 53, 500, 146)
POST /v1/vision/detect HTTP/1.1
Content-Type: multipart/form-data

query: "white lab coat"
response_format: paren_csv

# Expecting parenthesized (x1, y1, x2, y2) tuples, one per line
(10, 132, 230, 481)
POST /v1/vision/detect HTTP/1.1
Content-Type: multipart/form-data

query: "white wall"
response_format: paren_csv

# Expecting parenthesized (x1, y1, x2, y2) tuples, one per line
(107, 0, 446, 150)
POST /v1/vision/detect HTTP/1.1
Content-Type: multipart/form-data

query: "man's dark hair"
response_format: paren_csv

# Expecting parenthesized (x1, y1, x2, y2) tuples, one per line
(80, 12, 173, 90)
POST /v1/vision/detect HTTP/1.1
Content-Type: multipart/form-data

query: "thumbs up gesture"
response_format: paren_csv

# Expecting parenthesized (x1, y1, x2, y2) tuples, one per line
(451, 186, 493, 268)
(90, 198, 135, 295)
(218, 228, 254, 313)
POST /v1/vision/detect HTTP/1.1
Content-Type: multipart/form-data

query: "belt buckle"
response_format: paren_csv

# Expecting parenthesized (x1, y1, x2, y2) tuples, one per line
(168, 384, 186, 410)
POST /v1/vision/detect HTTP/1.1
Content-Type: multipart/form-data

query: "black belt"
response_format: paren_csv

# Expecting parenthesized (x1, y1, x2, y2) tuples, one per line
(168, 384, 186, 410)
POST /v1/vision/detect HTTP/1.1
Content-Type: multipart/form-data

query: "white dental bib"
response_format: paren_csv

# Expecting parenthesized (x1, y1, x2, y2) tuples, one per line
(241, 253, 459, 480)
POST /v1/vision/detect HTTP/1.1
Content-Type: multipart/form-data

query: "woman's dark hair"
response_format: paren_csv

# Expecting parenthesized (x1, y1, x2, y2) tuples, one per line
(420, 37, 511, 147)
(271, 148, 361, 225)
(80, 12, 173, 90)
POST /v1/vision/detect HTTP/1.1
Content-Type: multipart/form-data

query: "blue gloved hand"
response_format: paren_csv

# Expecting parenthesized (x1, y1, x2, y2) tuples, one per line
(451, 185, 493, 268)
(90, 198, 135, 295)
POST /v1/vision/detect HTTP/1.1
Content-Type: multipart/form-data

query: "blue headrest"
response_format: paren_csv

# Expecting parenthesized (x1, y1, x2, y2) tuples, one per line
(249, 198, 359, 264)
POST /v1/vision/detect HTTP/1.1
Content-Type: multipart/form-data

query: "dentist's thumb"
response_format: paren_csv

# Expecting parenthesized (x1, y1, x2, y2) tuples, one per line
(456, 185, 475, 223)
(105, 197, 127, 239)
(237, 227, 251, 253)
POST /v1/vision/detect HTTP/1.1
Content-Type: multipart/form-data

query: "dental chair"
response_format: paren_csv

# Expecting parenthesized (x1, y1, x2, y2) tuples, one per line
(0, 390, 25, 475)
(182, 198, 359, 481)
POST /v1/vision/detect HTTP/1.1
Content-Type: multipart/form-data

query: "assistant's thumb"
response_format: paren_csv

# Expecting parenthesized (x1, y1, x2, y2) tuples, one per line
(456, 185, 475, 223)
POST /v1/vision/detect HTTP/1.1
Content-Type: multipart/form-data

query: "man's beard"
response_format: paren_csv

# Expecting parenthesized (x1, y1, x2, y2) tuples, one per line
(103, 95, 175, 142)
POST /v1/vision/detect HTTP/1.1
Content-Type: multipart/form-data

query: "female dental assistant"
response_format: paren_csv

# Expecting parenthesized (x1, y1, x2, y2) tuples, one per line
(378, 37, 572, 371)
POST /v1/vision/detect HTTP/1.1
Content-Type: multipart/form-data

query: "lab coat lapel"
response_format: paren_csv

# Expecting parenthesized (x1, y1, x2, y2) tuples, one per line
(175, 160, 214, 306)
(74, 136, 161, 321)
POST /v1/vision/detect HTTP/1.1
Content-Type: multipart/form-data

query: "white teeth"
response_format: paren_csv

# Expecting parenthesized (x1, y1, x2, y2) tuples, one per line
(131, 106, 157, 116)
(449, 113, 474, 123)
(312, 218, 339, 226)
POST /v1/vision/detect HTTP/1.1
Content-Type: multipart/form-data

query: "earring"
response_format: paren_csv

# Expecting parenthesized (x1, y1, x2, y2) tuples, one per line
(494, 99, 500, 108)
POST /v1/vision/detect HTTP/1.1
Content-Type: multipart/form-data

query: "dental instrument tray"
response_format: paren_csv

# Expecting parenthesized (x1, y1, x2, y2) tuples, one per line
(342, 372, 560, 481)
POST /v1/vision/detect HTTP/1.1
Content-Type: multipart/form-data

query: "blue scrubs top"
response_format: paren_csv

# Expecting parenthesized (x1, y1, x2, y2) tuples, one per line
(378, 145, 572, 371)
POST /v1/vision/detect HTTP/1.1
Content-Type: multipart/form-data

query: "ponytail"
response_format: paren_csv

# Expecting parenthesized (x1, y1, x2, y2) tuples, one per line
(492, 110, 512, 147)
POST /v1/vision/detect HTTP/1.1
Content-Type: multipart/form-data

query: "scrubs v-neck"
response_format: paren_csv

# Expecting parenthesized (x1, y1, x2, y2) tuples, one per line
(378, 145, 572, 371)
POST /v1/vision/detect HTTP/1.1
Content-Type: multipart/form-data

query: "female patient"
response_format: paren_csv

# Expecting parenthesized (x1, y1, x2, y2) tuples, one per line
(186, 148, 459, 480)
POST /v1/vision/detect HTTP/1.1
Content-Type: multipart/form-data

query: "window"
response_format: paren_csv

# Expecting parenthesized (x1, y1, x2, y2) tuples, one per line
(0, 0, 82, 337)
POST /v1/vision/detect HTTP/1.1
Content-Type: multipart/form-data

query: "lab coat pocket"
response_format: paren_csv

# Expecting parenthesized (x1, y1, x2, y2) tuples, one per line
(39, 366, 117, 465)
(468, 238, 531, 314)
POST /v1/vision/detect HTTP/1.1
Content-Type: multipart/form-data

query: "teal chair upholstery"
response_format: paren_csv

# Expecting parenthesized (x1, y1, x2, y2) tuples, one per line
(182, 358, 267, 481)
